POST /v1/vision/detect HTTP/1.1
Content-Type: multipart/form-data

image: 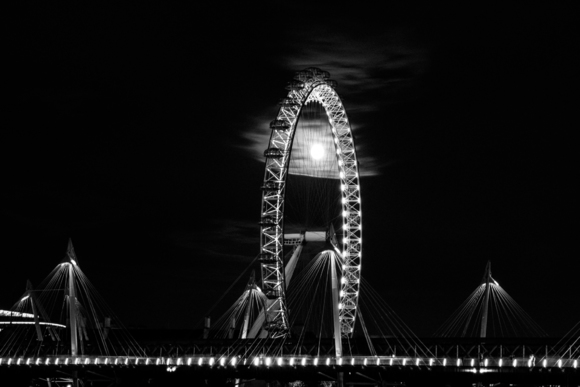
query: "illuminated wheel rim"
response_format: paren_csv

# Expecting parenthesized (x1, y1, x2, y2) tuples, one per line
(259, 67, 362, 337)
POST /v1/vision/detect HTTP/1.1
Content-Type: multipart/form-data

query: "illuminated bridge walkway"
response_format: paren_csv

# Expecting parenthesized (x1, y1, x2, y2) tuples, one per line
(1, 338, 579, 385)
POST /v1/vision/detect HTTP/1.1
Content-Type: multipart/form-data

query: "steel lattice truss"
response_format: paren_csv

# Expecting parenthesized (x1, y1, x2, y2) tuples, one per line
(259, 67, 362, 338)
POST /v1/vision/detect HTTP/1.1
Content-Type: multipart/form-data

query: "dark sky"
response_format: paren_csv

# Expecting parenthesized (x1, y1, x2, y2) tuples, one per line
(3, 3, 579, 337)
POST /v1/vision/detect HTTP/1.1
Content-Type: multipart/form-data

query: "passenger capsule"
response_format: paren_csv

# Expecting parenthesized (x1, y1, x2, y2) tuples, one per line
(264, 148, 284, 158)
(258, 253, 277, 262)
(259, 216, 277, 226)
(261, 181, 282, 191)
(279, 98, 299, 107)
(270, 120, 290, 130)
(326, 80, 338, 88)
(285, 80, 304, 91)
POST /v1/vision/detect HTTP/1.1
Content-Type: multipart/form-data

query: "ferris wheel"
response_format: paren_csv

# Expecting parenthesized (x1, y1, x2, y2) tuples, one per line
(258, 68, 362, 339)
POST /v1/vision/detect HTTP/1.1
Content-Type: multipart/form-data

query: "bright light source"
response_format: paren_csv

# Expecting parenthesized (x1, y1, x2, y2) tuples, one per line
(71, 259, 77, 266)
(310, 144, 325, 160)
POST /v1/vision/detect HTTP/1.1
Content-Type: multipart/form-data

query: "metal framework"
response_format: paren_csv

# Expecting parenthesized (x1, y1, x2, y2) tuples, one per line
(259, 67, 362, 338)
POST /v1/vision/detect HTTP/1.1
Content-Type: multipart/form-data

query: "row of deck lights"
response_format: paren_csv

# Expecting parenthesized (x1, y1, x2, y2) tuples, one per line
(0, 356, 577, 369)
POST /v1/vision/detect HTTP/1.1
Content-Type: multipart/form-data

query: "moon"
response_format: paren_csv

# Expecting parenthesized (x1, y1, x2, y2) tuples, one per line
(310, 143, 325, 160)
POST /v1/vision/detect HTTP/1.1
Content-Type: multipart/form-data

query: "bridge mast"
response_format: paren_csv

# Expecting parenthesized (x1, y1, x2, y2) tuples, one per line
(330, 251, 343, 357)
(68, 260, 78, 356)
(480, 261, 492, 338)
(64, 239, 79, 356)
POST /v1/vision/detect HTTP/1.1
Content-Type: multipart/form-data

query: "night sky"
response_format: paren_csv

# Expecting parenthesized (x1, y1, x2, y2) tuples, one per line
(3, 3, 579, 337)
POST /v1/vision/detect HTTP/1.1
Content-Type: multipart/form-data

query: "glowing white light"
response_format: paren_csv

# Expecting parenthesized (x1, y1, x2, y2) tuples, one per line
(198, 358, 203, 366)
(340, 184, 346, 191)
(512, 359, 517, 367)
(363, 358, 367, 366)
(499, 358, 503, 367)
(253, 357, 260, 366)
(456, 359, 461, 366)
(277, 357, 283, 366)
(558, 359, 562, 368)
(429, 358, 434, 366)
(342, 211, 349, 217)
(187, 358, 192, 366)
(341, 198, 346, 204)
(310, 144, 325, 160)
(339, 171, 345, 178)
(289, 358, 294, 366)
(389, 358, 393, 366)
(416, 358, 420, 366)
(443, 358, 447, 366)
(341, 277, 346, 284)
(376, 358, 380, 366)
(543, 359, 547, 368)
(338, 358, 342, 366)
(20, 295, 29, 302)
(403, 359, 407, 366)
(574, 359, 577, 368)
(326, 358, 331, 366)
(231, 357, 237, 366)
(265, 357, 271, 366)
(338, 303, 343, 309)
(484, 359, 488, 367)
(470, 359, 474, 367)
(71, 259, 77, 266)
(209, 357, 215, 366)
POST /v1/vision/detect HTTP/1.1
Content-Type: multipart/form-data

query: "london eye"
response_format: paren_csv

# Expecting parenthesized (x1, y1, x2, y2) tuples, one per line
(258, 68, 362, 341)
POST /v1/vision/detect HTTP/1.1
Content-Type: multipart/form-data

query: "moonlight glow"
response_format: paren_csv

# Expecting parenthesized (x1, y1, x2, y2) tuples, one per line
(310, 144, 325, 160)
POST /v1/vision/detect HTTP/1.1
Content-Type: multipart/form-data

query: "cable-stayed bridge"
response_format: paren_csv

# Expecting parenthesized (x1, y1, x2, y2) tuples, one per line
(1, 68, 579, 386)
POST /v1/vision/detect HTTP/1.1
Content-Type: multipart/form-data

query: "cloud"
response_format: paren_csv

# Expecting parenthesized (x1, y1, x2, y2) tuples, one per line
(239, 26, 429, 177)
